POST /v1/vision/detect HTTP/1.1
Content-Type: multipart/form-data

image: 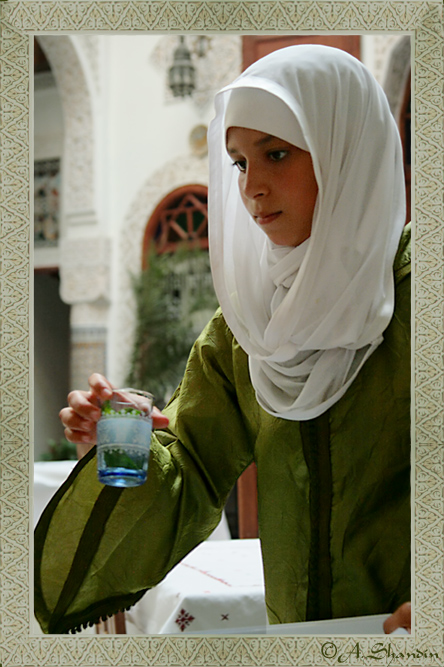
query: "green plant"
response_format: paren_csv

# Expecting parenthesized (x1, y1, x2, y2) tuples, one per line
(126, 245, 219, 407)
(40, 438, 78, 461)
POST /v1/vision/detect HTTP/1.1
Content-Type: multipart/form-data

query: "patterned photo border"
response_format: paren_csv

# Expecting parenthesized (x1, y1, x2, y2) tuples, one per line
(0, 1, 443, 665)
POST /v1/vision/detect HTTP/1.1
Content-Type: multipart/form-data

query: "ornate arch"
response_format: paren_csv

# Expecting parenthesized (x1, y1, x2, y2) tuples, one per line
(36, 36, 110, 390)
(142, 184, 208, 261)
(37, 35, 98, 225)
(37, 35, 110, 310)
(112, 154, 209, 384)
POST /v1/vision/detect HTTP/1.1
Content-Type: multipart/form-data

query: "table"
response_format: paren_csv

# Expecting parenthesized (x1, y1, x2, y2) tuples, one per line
(125, 542, 398, 636)
(33, 460, 78, 528)
(125, 539, 267, 635)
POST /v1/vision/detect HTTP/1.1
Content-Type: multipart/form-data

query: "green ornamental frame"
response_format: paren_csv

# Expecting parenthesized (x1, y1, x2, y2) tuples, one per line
(0, 1, 443, 665)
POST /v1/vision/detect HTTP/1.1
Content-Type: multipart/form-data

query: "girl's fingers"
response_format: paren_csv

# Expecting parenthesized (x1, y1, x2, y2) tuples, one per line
(60, 405, 98, 443)
(63, 425, 97, 445)
(59, 408, 96, 432)
(152, 406, 170, 429)
(87, 374, 115, 402)
(66, 391, 102, 421)
(61, 374, 169, 443)
(383, 602, 411, 634)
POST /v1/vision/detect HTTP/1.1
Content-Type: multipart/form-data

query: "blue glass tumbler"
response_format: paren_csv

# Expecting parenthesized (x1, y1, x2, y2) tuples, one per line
(96, 388, 154, 488)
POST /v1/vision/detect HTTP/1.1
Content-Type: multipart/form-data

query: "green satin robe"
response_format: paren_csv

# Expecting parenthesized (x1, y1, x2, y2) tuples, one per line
(34, 226, 411, 634)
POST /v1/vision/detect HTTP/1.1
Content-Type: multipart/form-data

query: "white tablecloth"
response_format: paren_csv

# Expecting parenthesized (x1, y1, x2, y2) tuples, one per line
(125, 539, 267, 635)
(33, 460, 78, 528)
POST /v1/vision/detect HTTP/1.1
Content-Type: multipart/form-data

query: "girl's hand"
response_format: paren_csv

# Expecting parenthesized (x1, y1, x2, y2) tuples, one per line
(59, 373, 170, 451)
(383, 602, 411, 634)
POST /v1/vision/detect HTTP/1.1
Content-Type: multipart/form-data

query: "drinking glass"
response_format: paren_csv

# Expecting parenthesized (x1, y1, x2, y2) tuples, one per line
(96, 388, 153, 487)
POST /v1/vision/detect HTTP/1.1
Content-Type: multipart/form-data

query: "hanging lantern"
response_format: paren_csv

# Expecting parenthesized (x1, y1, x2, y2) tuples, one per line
(168, 36, 196, 98)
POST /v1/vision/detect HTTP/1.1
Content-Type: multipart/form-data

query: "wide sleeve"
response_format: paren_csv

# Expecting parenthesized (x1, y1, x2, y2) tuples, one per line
(34, 310, 254, 634)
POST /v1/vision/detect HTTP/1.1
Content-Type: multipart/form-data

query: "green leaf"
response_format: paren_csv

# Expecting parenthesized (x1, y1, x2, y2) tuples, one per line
(104, 450, 139, 470)
(40, 438, 78, 461)
(126, 244, 219, 407)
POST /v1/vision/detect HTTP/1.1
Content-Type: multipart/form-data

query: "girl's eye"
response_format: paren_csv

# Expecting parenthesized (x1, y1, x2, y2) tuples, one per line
(269, 150, 288, 162)
(232, 160, 247, 173)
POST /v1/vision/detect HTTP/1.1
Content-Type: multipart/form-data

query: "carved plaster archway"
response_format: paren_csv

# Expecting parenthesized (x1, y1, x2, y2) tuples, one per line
(37, 35, 110, 389)
(37, 35, 98, 227)
(113, 154, 209, 385)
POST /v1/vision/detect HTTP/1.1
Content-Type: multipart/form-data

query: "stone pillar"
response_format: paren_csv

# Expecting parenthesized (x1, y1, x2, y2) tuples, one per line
(59, 237, 111, 391)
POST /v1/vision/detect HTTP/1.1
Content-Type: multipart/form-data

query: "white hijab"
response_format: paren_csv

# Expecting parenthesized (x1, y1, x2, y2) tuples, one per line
(208, 45, 406, 421)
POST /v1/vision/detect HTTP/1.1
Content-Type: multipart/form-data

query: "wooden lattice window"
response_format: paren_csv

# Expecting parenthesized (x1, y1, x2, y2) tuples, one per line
(142, 185, 208, 265)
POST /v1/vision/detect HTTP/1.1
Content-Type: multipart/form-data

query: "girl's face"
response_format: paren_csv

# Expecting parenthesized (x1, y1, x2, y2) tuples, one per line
(226, 126, 318, 247)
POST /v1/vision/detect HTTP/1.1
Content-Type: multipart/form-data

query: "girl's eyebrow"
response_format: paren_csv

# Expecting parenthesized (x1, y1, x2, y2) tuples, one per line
(226, 145, 240, 156)
(226, 134, 276, 156)
(255, 134, 277, 147)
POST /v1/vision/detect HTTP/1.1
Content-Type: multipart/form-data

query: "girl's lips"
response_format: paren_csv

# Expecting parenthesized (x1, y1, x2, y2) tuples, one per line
(254, 211, 281, 225)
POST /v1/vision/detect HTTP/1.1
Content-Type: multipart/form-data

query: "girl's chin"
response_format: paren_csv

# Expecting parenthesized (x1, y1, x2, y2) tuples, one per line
(263, 231, 302, 248)
(260, 226, 311, 248)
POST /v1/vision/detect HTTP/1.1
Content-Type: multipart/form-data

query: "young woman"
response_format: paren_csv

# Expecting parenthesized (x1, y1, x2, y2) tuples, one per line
(35, 45, 411, 634)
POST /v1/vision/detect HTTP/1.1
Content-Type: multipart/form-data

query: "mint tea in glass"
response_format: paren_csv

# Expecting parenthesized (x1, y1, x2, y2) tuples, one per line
(96, 388, 154, 487)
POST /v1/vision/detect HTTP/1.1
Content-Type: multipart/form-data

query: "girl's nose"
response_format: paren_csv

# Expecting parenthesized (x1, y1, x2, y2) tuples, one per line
(242, 167, 269, 199)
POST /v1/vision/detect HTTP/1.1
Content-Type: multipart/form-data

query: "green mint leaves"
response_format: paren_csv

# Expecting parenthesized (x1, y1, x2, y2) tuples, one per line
(101, 400, 143, 417)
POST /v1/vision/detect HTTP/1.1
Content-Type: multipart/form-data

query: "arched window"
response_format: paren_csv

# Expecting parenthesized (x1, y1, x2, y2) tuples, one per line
(142, 184, 208, 265)
(133, 183, 216, 409)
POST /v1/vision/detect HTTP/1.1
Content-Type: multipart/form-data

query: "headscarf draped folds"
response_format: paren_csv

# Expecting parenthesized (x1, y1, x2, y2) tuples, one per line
(208, 45, 406, 420)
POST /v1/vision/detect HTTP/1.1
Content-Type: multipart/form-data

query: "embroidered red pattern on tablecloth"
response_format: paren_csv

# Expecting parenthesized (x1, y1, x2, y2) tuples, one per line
(175, 609, 195, 631)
